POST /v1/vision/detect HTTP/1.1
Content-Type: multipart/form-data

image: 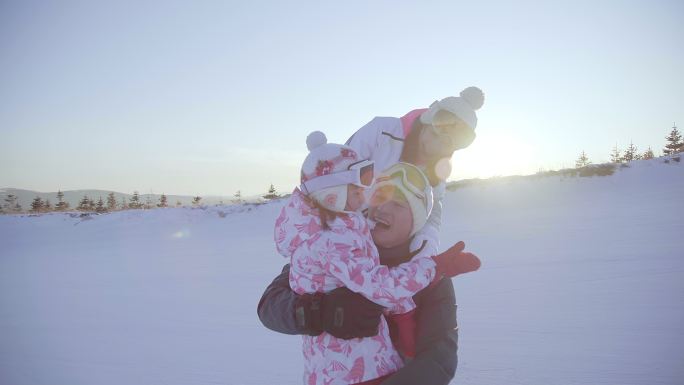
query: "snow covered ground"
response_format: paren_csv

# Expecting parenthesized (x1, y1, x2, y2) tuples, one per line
(1, 158, 683, 385)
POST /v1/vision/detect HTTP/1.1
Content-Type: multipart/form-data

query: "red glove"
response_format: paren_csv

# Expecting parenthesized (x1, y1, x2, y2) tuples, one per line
(431, 241, 481, 279)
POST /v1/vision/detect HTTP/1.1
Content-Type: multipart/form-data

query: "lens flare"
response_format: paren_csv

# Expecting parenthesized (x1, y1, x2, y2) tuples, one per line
(172, 229, 190, 239)
(434, 158, 452, 181)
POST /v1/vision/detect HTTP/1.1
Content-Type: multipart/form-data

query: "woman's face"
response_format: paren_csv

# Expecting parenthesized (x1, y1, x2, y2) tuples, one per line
(367, 185, 413, 248)
(344, 184, 366, 212)
(419, 124, 455, 160)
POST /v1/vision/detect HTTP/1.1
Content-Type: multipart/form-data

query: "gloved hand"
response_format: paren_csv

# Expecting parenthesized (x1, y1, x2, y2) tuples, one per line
(294, 292, 325, 336)
(322, 286, 384, 339)
(294, 287, 384, 339)
(431, 241, 481, 279)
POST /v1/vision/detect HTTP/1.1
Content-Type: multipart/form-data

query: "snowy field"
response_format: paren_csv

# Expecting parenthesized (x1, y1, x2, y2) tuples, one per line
(1, 158, 683, 385)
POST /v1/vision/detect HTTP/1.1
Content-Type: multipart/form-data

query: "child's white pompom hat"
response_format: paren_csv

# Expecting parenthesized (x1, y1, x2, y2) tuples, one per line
(420, 86, 485, 134)
(300, 131, 360, 212)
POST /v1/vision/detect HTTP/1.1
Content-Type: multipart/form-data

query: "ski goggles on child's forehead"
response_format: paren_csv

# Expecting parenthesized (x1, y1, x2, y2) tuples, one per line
(301, 159, 374, 194)
(374, 163, 428, 207)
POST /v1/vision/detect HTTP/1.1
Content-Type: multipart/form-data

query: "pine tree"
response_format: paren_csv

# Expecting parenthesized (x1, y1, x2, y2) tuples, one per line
(4, 194, 20, 213)
(575, 151, 591, 168)
(129, 191, 141, 209)
(55, 190, 69, 211)
(144, 195, 153, 210)
(263, 184, 279, 199)
(622, 141, 638, 162)
(88, 197, 96, 211)
(663, 124, 682, 155)
(30, 196, 44, 213)
(77, 195, 92, 211)
(158, 193, 168, 208)
(44, 199, 52, 212)
(610, 144, 622, 163)
(120, 197, 128, 210)
(232, 190, 242, 204)
(192, 196, 202, 206)
(642, 146, 655, 160)
(106, 192, 117, 211)
(95, 196, 107, 213)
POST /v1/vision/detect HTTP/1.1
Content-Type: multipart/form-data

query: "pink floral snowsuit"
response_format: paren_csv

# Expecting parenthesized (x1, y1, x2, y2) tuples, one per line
(275, 188, 437, 385)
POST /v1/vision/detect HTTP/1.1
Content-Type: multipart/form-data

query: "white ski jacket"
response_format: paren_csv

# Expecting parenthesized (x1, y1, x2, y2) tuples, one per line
(345, 109, 446, 259)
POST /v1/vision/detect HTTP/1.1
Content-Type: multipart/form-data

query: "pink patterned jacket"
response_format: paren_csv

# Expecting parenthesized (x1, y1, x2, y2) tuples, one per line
(274, 188, 437, 385)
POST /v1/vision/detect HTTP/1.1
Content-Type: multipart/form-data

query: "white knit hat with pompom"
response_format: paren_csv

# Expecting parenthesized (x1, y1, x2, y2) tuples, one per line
(300, 131, 360, 213)
(420, 86, 485, 135)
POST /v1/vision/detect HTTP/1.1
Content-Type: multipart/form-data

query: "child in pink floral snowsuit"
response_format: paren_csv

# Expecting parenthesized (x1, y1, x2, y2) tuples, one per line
(275, 132, 443, 385)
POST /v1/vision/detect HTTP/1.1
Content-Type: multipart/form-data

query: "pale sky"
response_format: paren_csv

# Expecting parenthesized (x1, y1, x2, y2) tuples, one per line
(1, 0, 682, 196)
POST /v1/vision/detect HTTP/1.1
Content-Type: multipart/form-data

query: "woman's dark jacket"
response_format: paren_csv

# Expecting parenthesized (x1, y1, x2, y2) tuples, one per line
(257, 262, 459, 385)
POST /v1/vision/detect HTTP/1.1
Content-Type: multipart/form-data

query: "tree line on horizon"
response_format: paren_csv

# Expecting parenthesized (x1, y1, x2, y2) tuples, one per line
(1, 184, 283, 215)
(2, 126, 681, 215)
(574, 124, 682, 168)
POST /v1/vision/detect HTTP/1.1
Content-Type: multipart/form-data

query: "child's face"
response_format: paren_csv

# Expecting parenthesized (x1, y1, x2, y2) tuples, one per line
(344, 184, 366, 212)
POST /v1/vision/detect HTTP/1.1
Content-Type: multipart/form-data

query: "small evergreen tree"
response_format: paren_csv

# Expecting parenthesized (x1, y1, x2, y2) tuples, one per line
(55, 190, 69, 211)
(120, 197, 128, 210)
(192, 196, 202, 206)
(609, 144, 622, 163)
(95, 196, 107, 213)
(43, 199, 52, 212)
(575, 151, 591, 168)
(30, 196, 44, 213)
(158, 193, 168, 208)
(663, 124, 682, 155)
(106, 192, 117, 211)
(622, 141, 638, 162)
(77, 195, 92, 211)
(129, 191, 141, 209)
(176, 200, 182, 207)
(642, 147, 655, 160)
(144, 195, 153, 210)
(232, 190, 242, 204)
(4, 194, 20, 213)
(263, 184, 279, 199)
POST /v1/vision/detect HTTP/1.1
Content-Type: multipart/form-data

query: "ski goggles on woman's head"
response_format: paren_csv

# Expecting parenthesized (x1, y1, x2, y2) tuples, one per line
(429, 123, 476, 151)
(301, 159, 374, 194)
(373, 163, 429, 208)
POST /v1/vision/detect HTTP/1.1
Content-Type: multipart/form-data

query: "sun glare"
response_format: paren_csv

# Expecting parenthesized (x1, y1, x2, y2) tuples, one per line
(449, 134, 537, 181)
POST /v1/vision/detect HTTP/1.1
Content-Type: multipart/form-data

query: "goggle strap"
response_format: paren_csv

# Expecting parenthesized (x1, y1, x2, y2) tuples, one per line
(301, 169, 371, 195)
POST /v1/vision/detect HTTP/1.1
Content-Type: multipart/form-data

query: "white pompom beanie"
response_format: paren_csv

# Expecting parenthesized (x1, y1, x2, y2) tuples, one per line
(300, 131, 360, 213)
(420, 86, 485, 134)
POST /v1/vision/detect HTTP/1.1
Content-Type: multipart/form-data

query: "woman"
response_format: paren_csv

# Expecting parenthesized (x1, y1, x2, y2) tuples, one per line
(345, 86, 484, 259)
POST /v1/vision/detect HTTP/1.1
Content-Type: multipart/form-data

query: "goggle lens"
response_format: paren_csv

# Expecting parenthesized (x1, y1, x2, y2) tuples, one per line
(431, 124, 475, 150)
(375, 164, 428, 207)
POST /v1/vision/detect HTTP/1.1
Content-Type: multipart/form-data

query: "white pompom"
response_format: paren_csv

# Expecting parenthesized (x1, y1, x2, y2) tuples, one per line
(460, 86, 484, 110)
(306, 131, 327, 151)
